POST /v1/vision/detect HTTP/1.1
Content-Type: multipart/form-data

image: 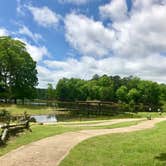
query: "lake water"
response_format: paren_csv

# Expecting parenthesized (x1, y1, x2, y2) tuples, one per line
(31, 115, 57, 123)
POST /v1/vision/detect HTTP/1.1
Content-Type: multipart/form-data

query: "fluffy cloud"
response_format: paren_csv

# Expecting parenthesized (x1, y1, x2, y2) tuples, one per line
(99, 0, 128, 22)
(39, 53, 166, 87)
(18, 25, 42, 43)
(60, 1, 166, 85)
(112, 3, 166, 58)
(14, 37, 48, 62)
(26, 44, 48, 62)
(65, 13, 115, 57)
(27, 5, 60, 28)
(0, 27, 9, 36)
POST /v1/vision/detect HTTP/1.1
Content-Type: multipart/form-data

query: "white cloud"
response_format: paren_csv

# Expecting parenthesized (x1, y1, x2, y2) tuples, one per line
(14, 37, 48, 62)
(27, 5, 60, 28)
(65, 13, 115, 57)
(60, 1, 166, 86)
(18, 25, 42, 43)
(0, 27, 9, 36)
(99, 0, 128, 22)
(26, 44, 48, 62)
(40, 53, 166, 87)
(5, 0, 166, 86)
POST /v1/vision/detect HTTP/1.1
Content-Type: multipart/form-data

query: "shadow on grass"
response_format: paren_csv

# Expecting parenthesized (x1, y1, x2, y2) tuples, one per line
(155, 153, 166, 161)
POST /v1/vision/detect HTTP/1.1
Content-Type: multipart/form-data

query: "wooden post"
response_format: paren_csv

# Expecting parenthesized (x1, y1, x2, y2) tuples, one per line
(1, 128, 9, 143)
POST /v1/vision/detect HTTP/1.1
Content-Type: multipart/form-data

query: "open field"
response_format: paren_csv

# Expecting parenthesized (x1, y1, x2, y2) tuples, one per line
(61, 121, 166, 166)
(0, 119, 143, 156)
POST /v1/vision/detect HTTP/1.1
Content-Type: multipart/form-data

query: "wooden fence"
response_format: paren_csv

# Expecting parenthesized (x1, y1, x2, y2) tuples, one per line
(0, 120, 30, 144)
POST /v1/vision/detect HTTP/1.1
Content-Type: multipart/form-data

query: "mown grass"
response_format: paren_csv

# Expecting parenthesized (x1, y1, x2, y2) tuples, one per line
(0, 104, 55, 115)
(0, 120, 142, 156)
(61, 121, 166, 166)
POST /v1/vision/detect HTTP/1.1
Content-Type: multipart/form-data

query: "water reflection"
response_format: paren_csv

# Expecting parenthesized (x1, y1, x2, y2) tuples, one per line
(31, 115, 57, 123)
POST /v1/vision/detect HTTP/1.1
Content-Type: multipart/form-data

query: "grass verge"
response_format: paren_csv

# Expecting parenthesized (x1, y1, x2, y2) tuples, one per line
(60, 121, 166, 166)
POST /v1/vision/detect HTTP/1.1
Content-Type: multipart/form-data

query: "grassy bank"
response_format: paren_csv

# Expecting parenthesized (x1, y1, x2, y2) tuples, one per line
(0, 104, 165, 122)
(61, 121, 166, 166)
(0, 104, 55, 115)
(0, 120, 142, 156)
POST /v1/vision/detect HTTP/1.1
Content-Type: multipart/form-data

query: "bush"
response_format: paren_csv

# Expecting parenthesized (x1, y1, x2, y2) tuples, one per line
(0, 109, 11, 124)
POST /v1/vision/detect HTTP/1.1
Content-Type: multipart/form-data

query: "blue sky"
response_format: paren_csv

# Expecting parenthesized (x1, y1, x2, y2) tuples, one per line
(0, 0, 166, 87)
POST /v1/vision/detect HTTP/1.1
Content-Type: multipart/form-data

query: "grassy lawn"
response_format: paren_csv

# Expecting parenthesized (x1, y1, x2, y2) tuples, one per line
(61, 121, 166, 166)
(0, 104, 55, 115)
(0, 120, 142, 156)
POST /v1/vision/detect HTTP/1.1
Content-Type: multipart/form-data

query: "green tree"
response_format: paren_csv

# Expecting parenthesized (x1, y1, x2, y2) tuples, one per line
(47, 83, 55, 100)
(127, 88, 140, 103)
(116, 85, 128, 102)
(138, 81, 160, 105)
(0, 36, 38, 102)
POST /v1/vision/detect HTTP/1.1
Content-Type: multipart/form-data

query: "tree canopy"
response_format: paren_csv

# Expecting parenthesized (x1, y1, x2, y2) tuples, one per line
(55, 75, 166, 106)
(0, 36, 38, 102)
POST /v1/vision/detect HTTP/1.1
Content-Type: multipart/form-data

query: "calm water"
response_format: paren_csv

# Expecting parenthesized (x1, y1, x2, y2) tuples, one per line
(31, 115, 57, 123)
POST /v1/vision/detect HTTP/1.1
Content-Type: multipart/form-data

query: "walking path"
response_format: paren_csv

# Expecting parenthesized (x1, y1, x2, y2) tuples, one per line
(64, 118, 143, 127)
(0, 118, 165, 166)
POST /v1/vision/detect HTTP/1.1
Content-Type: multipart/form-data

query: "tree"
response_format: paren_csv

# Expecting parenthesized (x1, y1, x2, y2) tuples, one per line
(116, 85, 128, 102)
(56, 78, 69, 101)
(138, 81, 160, 105)
(127, 88, 140, 103)
(0, 36, 38, 102)
(47, 83, 55, 100)
(99, 86, 114, 101)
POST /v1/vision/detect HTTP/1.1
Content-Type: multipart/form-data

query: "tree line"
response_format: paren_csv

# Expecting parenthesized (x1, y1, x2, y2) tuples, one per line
(42, 74, 166, 106)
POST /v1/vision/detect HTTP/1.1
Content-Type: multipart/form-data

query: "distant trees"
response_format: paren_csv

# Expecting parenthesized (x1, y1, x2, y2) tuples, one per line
(0, 36, 38, 102)
(47, 83, 56, 100)
(116, 86, 128, 102)
(55, 75, 165, 106)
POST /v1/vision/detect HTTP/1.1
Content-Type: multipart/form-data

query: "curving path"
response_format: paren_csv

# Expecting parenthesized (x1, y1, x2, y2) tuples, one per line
(0, 118, 166, 166)
(64, 118, 143, 127)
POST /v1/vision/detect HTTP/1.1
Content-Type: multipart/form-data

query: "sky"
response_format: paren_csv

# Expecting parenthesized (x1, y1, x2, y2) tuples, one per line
(0, 0, 166, 88)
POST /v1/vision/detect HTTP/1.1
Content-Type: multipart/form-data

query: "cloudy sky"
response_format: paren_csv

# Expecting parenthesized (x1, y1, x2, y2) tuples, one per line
(0, 0, 166, 87)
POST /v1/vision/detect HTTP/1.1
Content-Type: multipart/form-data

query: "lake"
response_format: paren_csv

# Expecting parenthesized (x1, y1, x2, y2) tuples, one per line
(31, 115, 57, 123)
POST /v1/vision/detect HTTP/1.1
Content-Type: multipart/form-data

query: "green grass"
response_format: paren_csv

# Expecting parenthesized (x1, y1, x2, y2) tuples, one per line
(0, 120, 143, 156)
(0, 104, 55, 115)
(61, 121, 166, 166)
(0, 124, 78, 156)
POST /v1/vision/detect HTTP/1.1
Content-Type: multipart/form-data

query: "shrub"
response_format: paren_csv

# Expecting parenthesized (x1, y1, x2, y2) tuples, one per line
(0, 109, 11, 124)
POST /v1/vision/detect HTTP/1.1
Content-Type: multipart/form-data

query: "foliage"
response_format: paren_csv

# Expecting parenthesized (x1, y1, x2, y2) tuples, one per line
(0, 109, 11, 123)
(55, 75, 165, 107)
(47, 83, 56, 100)
(0, 36, 38, 101)
(116, 85, 128, 102)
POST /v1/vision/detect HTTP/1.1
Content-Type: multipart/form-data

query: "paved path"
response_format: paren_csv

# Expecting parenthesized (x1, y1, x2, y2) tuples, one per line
(64, 118, 143, 127)
(0, 118, 165, 166)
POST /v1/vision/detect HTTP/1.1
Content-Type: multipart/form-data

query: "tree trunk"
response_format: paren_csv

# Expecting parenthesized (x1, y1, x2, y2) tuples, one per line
(14, 98, 17, 104)
(22, 98, 24, 105)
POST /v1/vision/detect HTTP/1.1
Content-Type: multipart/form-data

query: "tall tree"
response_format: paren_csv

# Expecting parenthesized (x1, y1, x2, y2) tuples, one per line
(0, 36, 38, 102)
(47, 83, 55, 100)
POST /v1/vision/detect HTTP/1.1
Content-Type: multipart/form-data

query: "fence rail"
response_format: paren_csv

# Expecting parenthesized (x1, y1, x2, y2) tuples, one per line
(0, 120, 30, 144)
